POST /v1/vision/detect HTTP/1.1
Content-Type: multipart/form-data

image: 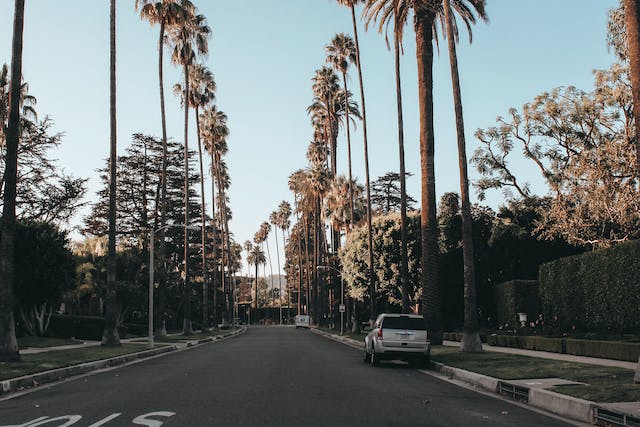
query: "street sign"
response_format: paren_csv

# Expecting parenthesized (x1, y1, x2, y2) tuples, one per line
(339, 304, 345, 313)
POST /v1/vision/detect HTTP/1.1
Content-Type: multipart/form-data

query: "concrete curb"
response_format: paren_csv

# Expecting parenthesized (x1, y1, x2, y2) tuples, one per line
(1, 326, 247, 397)
(313, 329, 605, 425)
(431, 361, 500, 394)
(529, 388, 594, 424)
(1, 345, 176, 396)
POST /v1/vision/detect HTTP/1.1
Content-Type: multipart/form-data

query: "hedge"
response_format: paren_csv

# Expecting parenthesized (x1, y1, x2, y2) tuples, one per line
(539, 239, 640, 332)
(486, 335, 639, 361)
(48, 315, 127, 341)
(494, 280, 540, 326)
(565, 339, 640, 362)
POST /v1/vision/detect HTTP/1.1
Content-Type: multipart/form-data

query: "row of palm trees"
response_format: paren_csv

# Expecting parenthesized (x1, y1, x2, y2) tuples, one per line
(281, 0, 488, 349)
(136, 0, 236, 335)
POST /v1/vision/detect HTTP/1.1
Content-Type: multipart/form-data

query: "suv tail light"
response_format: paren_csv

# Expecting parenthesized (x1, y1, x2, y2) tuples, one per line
(378, 328, 383, 338)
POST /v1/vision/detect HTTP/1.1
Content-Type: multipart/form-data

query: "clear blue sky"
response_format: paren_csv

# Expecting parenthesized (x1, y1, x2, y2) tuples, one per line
(0, 0, 619, 273)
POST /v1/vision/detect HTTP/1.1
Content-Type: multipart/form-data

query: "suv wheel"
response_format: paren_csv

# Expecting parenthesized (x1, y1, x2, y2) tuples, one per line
(370, 347, 379, 367)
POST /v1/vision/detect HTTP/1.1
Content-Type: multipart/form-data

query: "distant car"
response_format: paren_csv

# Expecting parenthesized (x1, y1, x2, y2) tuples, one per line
(294, 315, 311, 329)
(363, 313, 430, 367)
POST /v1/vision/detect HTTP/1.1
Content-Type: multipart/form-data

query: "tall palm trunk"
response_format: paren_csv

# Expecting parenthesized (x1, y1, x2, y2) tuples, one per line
(342, 73, 355, 231)
(0, 0, 25, 362)
(349, 4, 375, 323)
(414, 5, 442, 345)
(274, 227, 283, 324)
(394, 12, 410, 314)
(623, 0, 640, 383)
(155, 20, 169, 338)
(210, 150, 218, 327)
(103, 0, 120, 346)
(195, 108, 208, 328)
(624, 0, 640, 178)
(223, 198, 232, 323)
(182, 60, 193, 335)
(253, 262, 258, 324)
(444, 0, 481, 352)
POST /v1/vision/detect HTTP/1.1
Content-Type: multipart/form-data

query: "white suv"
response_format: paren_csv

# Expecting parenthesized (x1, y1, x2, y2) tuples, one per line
(363, 313, 431, 367)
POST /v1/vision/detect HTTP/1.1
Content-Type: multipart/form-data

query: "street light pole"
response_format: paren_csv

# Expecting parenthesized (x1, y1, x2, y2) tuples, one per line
(317, 265, 344, 335)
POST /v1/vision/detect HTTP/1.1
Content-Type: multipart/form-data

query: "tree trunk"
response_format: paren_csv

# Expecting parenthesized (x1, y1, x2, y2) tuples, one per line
(210, 150, 218, 328)
(444, 0, 482, 352)
(342, 73, 355, 233)
(349, 5, 375, 323)
(624, 0, 640, 383)
(154, 20, 169, 338)
(624, 0, 640, 178)
(103, 0, 121, 347)
(195, 108, 208, 328)
(394, 12, 410, 315)
(414, 5, 442, 345)
(0, 0, 24, 362)
(275, 227, 284, 324)
(182, 61, 193, 336)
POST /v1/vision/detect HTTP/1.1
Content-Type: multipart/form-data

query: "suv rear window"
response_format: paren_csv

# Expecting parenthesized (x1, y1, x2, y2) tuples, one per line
(381, 316, 426, 330)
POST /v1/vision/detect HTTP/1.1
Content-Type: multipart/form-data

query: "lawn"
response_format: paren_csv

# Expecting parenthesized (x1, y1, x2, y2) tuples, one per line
(431, 346, 640, 402)
(317, 327, 366, 343)
(0, 344, 159, 381)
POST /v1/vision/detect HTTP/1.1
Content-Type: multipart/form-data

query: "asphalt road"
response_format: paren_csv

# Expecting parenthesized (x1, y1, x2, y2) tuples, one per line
(0, 326, 575, 426)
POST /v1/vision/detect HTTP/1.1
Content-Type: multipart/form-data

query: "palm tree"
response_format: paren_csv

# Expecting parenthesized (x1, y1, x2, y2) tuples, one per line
(0, 0, 26, 361)
(269, 210, 283, 323)
(442, 0, 487, 352)
(177, 63, 216, 327)
(623, 0, 640, 177)
(247, 244, 266, 324)
(201, 106, 228, 325)
(135, 0, 193, 337)
(622, 0, 640, 383)
(326, 33, 357, 231)
(364, 0, 411, 314)
(168, 5, 210, 334)
(277, 201, 292, 308)
(336, 0, 375, 324)
(102, 0, 121, 347)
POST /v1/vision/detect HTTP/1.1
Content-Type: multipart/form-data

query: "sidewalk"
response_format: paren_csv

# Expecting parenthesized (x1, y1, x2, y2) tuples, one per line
(313, 328, 640, 426)
(443, 340, 638, 370)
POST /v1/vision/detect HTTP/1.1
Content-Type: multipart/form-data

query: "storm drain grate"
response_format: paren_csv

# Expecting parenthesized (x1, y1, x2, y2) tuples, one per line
(497, 381, 529, 402)
(595, 408, 640, 427)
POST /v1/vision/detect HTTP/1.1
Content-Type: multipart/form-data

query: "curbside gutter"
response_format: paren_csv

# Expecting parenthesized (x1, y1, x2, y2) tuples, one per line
(313, 328, 605, 425)
(1, 345, 176, 396)
(1, 326, 247, 397)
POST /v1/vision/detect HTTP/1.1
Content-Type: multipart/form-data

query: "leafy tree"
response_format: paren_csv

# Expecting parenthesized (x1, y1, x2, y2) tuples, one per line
(473, 66, 639, 248)
(14, 221, 75, 336)
(340, 212, 422, 312)
(370, 172, 416, 214)
(0, 0, 26, 362)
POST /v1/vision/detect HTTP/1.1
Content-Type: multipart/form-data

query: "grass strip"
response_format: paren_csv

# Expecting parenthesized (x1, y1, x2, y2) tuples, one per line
(0, 344, 161, 381)
(317, 327, 365, 343)
(431, 346, 640, 402)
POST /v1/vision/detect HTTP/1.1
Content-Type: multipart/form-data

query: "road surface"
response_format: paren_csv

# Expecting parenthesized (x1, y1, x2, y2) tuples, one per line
(0, 326, 575, 426)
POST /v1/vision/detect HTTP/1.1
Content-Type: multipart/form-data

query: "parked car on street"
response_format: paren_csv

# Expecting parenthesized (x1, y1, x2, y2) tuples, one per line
(363, 313, 430, 367)
(294, 315, 311, 329)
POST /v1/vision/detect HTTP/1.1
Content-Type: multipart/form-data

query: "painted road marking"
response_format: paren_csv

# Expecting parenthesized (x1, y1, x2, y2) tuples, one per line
(0, 412, 176, 427)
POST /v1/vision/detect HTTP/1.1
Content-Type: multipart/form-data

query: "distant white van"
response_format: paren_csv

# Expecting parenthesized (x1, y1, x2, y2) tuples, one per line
(294, 315, 311, 329)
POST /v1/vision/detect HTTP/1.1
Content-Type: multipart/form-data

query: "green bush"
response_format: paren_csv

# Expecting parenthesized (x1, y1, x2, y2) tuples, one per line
(565, 339, 640, 362)
(495, 280, 540, 326)
(540, 239, 640, 332)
